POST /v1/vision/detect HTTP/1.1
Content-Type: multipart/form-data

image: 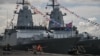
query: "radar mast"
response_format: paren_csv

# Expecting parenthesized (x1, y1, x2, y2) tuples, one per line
(47, 0, 64, 28)
(15, 0, 33, 29)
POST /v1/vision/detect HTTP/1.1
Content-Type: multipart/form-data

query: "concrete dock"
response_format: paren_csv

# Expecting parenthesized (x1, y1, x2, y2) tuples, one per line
(0, 50, 100, 56)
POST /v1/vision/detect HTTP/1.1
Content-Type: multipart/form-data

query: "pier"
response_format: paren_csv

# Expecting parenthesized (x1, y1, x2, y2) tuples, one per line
(0, 50, 99, 56)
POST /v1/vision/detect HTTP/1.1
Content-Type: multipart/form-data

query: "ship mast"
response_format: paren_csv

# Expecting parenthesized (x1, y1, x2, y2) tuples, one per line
(47, 0, 59, 10)
(17, 0, 26, 5)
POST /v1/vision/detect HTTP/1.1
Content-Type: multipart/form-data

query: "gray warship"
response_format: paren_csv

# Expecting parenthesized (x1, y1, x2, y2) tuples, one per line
(76, 32, 100, 55)
(0, 0, 80, 54)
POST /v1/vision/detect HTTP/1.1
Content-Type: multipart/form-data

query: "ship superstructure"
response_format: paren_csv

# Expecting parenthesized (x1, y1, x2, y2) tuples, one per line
(47, 0, 78, 38)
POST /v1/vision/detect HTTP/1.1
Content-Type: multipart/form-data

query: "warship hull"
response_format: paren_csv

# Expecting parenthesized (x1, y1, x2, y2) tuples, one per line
(12, 37, 80, 54)
(77, 39, 100, 55)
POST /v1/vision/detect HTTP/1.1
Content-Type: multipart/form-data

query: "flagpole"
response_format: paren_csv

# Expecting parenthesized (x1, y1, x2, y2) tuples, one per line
(71, 21, 73, 37)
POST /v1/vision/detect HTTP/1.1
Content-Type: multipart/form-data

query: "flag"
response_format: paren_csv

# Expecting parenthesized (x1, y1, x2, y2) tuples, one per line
(50, 19, 56, 26)
(66, 22, 72, 28)
(66, 22, 73, 31)
(48, 19, 61, 27)
(33, 8, 44, 15)
(46, 18, 51, 21)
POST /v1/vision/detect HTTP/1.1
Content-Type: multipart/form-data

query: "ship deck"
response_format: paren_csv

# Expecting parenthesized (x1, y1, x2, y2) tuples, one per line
(0, 50, 99, 56)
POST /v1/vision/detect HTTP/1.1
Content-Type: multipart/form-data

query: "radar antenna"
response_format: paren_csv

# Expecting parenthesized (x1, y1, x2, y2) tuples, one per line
(17, 0, 29, 5)
(47, 0, 59, 10)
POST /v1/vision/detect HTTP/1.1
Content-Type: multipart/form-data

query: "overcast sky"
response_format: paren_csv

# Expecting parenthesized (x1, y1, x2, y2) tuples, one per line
(0, 0, 100, 37)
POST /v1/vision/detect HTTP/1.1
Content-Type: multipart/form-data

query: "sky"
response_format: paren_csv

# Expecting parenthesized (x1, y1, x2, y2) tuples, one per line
(0, 0, 100, 37)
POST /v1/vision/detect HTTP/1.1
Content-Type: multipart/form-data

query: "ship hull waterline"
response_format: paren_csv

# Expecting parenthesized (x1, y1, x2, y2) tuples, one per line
(12, 37, 80, 54)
